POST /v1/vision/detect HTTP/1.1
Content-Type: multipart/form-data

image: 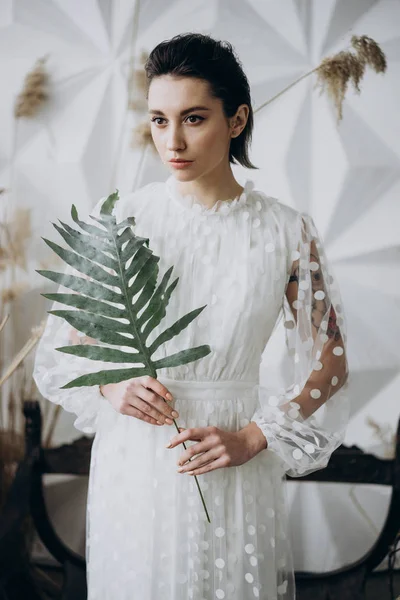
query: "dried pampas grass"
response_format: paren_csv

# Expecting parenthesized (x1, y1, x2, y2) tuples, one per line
(254, 34, 387, 124)
(1, 281, 29, 304)
(351, 34, 387, 73)
(128, 49, 156, 153)
(127, 49, 149, 109)
(0, 54, 57, 520)
(0, 207, 32, 273)
(128, 68, 148, 112)
(316, 35, 387, 122)
(366, 416, 395, 458)
(14, 56, 49, 119)
(315, 50, 366, 121)
(131, 121, 153, 148)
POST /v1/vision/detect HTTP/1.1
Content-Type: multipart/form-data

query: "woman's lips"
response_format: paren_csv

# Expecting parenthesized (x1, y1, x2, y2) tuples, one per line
(169, 160, 193, 169)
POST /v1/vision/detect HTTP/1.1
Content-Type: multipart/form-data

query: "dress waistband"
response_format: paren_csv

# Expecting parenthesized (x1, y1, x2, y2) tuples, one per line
(157, 376, 258, 401)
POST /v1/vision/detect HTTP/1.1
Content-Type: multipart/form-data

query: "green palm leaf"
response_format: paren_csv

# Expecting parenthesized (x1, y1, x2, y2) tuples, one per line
(37, 191, 212, 389)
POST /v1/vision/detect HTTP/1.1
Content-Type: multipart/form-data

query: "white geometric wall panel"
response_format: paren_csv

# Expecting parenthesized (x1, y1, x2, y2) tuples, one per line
(0, 0, 399, 573)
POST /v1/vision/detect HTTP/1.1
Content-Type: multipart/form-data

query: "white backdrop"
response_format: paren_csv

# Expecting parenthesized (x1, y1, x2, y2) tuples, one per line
(1, 0, 399, 573)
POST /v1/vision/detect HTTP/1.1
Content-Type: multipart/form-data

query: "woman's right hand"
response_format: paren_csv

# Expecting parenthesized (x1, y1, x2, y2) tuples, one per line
(99, 375, 179, 426)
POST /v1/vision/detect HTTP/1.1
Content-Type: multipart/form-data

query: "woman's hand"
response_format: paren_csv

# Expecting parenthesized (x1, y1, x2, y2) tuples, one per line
(68, 328, 178, 427)
(167, 423, 267, 476)
(100, 375, 179, 426)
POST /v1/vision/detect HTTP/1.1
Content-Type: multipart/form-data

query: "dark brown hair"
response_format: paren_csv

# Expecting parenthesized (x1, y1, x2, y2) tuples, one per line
(144, 32, 258, 170)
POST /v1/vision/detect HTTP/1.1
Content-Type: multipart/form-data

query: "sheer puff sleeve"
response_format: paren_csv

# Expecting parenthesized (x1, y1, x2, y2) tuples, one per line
(32, 196, 110, 435)
(250, 210, 350, 477)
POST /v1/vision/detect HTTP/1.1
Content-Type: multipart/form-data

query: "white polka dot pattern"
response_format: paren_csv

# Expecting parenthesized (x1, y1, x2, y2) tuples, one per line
(251, 210, 349, 479)
(32, 178, 348, 600)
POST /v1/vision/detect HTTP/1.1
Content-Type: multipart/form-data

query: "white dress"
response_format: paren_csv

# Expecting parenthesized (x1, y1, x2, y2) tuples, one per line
(33, 175, 350, 600)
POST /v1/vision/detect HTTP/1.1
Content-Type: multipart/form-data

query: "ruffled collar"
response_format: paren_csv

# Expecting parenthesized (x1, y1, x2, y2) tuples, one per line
(165, 175, 255, 216)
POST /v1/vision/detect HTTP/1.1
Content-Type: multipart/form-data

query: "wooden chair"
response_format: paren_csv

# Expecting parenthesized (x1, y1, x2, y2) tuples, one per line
(0, 441, 42, 600)
(2, 401, 400, 600)
(289, 425, 400, 599)
(0, 402, 91, 600)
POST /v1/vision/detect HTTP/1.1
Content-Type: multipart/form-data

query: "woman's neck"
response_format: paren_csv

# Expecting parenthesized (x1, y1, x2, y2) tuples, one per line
(175, 170, 244, 209)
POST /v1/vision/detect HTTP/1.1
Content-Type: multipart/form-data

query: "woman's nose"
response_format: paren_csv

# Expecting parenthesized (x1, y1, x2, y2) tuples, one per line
(166, 127, 185, 151)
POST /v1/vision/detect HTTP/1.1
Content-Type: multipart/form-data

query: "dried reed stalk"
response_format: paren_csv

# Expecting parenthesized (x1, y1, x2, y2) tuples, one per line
(0, 55, 54, 548)
(14, 56, 49, 119)
(0, 320, 46, 388)
(1, 52, 60, 453)
(0, 314, 8, 334)
(254, 35, 387, 123)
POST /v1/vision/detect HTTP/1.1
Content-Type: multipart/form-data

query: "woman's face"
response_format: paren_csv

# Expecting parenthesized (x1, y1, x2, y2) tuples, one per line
(148, 75, 239, 182)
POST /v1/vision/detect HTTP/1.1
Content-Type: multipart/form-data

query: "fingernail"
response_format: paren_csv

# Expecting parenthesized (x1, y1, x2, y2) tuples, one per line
(187, 471, 194, 475)
(171, 411, 179, 418)
(166, 393, 173, 401)
(177, 467, 184, 472)
(165, 441, 172, 448)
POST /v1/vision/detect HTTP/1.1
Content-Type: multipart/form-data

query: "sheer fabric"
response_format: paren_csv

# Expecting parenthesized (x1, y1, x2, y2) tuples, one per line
(32, 177, 350, 600)
(250, 212, 350, 477)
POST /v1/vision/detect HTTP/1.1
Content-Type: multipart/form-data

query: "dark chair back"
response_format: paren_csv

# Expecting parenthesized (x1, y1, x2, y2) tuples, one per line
(4, 401, 399, 600)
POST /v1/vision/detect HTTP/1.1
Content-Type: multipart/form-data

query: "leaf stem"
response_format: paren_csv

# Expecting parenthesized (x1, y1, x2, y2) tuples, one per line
(169, 409, 211, 524)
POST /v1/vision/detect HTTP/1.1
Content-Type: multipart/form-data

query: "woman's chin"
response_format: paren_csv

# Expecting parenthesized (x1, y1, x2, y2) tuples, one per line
(170, 169, 198, 182)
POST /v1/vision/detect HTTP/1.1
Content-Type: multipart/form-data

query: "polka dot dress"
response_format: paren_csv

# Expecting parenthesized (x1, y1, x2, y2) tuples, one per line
(33, 176, 349, 600)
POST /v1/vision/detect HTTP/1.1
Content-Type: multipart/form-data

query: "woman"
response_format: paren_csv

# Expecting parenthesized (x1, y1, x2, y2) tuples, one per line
(33, 33, 350, 600)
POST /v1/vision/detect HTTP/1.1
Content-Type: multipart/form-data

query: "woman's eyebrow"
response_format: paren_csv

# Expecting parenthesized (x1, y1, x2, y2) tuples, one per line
(148, 106, 211, 116)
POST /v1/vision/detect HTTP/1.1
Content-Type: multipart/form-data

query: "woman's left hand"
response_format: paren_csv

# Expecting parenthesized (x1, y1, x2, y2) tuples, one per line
(167, 423, 266, 476)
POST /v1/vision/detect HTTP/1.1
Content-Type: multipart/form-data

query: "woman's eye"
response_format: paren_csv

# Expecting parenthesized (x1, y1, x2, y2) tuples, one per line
(185, 115, 204, 124)
(150, 115, 204, 126)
